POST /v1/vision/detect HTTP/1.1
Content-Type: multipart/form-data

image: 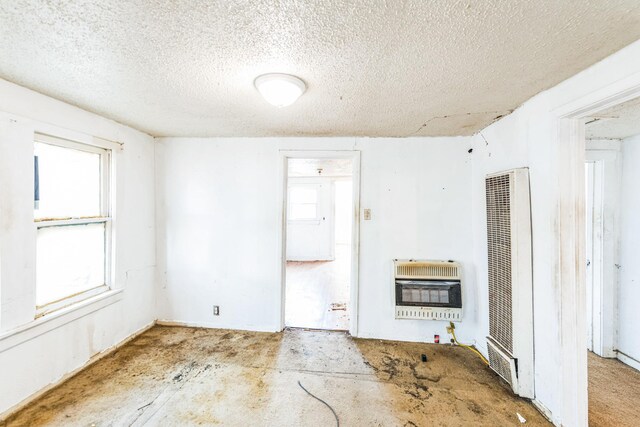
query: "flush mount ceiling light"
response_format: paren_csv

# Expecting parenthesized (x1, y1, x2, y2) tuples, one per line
(254, 73, 306, 107)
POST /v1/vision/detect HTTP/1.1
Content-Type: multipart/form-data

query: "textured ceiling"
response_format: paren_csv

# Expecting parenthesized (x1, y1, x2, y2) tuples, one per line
(586, 97, 640, 140)
(1, 1, 640, 137)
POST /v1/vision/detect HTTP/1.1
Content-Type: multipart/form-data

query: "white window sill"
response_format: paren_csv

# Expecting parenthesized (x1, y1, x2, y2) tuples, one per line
(0, 288, 123, 353)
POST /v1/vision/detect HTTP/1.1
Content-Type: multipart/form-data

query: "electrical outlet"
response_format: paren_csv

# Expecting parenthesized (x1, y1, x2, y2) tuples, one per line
(213, 305, 220, 316)
(364, 208, 372, 220)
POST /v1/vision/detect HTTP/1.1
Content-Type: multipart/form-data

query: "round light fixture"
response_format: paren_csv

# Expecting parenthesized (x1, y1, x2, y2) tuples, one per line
(254, 73, 306, 107)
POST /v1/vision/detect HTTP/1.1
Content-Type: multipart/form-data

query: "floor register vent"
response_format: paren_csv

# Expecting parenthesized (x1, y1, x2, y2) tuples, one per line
(485, 168, 534, 398)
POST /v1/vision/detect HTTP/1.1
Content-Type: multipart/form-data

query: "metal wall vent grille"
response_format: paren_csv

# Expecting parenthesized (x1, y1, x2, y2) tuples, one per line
(488, 342, 513, 385)
(486, 174, 514, 354)
(485, 168, 533, 398)
(395, 263, 459, 280)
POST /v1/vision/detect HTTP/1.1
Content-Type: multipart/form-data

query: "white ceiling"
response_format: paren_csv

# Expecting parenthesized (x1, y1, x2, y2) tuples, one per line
(586, 97, 640, 140)
(1, 1, 639, 138)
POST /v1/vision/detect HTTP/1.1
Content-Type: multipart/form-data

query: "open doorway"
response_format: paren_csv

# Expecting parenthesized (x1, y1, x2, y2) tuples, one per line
(282, 155, 358, 332)
(583, 97, 640, 426)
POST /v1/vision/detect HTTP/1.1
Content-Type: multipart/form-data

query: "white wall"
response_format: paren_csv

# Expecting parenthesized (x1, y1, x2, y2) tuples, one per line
(469, 39, 640, 426)
(0, 79, 156, 415)
(618, 133, 640, 368)
(155, 137, 481, 344)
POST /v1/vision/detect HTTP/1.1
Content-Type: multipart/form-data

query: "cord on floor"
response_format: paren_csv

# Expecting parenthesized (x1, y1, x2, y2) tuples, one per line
(447, 321, 490, 366)
(297, 380, 339, 427)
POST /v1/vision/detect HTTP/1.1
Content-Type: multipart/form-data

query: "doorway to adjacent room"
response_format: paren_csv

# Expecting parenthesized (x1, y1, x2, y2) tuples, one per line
(280, 152, 360, 333)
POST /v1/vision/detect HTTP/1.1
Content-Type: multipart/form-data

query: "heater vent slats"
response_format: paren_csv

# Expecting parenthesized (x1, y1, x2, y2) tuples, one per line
(395, 262, 460, 280)
(395, 307, 462, 320)
(487, 339, 516, 388)
(486, 174, 514, 354)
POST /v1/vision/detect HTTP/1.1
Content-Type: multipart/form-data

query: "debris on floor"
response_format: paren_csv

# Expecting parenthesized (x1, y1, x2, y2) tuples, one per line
(2, 326, 552, 426)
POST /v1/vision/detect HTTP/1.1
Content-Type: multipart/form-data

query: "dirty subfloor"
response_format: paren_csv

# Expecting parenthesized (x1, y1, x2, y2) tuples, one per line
(588, 351, 640, 427)
(1, 326, 550, 426)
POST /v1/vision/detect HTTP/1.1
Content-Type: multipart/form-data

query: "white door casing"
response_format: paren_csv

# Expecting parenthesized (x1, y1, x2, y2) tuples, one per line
(585, 161, 595, 352)
(585, 142, 621, 358)
(553, 71, 640, 427)
(278, 150, 361, 337)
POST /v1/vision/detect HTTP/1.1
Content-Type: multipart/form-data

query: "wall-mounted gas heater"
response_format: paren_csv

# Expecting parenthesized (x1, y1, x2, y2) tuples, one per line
(485, 168, 534, 399)
(394, 260, 462, 321)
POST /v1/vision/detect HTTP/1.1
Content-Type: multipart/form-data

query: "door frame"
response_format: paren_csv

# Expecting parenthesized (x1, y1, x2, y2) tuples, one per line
(585, 143, 621, 358)
(277, 150, 361, 336)
(584, 161, 595, 352)
(553, 72, 640, 426)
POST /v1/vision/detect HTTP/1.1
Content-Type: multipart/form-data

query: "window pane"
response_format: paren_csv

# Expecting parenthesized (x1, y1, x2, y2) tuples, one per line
(291, 203, 317, 220)
(36, 223, 106, 306)
(289, 187, 317, 204)
(34, 142, 101, 220)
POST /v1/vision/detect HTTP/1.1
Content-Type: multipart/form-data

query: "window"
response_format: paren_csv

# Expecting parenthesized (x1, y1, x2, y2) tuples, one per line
(288, 185, 319, 221)
(34, 134, 111, 314)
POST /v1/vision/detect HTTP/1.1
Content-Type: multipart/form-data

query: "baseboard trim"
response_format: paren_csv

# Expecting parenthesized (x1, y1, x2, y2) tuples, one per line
(156, 319, 279, 333)
(532, 399, 557, 426)
(0, 320, 156, 422)
(617, 350, 640, 371)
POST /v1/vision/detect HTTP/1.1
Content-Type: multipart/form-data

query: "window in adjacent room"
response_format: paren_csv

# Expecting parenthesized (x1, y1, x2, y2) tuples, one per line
(288, 185, 319, 221)
(34, 134, 111, 314)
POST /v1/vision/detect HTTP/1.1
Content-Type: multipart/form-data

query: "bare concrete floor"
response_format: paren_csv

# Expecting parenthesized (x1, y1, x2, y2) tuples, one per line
(589, 351, 640, 427)
(2, 326, 550, 426)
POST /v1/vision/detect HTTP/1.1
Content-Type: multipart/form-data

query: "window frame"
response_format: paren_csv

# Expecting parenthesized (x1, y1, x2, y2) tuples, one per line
(33, 133, 113, 317)
(287, 183, 321, 223)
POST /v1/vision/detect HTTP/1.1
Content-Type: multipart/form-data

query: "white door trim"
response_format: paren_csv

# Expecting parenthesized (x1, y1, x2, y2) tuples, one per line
(553, 71, 640, 427)
(277, 150, 361, 336)
(585, 161, 595, 352)
(585, 144, 621, 358)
